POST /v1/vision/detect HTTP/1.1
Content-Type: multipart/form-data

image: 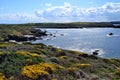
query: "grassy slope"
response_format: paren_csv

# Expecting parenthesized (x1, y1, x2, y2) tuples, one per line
(0, 42, 120, 80)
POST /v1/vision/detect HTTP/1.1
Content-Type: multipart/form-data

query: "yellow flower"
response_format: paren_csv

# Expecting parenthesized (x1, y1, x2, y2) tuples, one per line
(0, 72, 6, 80)
(56, 65, 65, 69)
(68, 67, 78, 72)
(17, 50, 41, 57)
(75, 63, 91, 67)
(59, 56, 68, 59)
(22, 63, 56, 79)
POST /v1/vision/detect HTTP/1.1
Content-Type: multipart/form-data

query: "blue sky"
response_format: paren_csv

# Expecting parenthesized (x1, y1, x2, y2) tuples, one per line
(0, 0, 120, 24)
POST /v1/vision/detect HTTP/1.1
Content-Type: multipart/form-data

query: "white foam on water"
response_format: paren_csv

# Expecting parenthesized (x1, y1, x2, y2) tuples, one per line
(106, 34, 120, 37)
(90, 48, 105, 57)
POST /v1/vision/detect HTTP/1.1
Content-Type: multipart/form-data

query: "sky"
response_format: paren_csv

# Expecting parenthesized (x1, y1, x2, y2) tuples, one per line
(0, 0, 120, 24)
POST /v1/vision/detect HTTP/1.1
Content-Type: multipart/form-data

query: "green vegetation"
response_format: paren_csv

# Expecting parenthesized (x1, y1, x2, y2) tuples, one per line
(0, 42, 120, 79)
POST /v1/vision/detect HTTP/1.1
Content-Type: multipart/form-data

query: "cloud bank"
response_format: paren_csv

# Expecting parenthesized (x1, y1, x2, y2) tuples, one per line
(0, 2, 120, 23)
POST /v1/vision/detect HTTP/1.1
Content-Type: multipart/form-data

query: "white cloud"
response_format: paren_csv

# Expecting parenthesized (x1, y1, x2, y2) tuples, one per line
(35, 10, 44, 17)
(102, 2, 120, 13)
(1, 2, 120, 23)
(35, 2, 120, 22)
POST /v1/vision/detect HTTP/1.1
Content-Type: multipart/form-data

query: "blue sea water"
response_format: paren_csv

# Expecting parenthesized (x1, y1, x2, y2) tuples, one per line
(32, 28, 120, 59)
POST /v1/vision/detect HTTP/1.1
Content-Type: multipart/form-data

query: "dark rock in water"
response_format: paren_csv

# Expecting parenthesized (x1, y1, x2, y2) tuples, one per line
(109, 33, 113, 35)
(53, 35, 56, 37)
(28, 37, 37, 41)
(49, 34, 53, 36)
(92, 50, 100, 56)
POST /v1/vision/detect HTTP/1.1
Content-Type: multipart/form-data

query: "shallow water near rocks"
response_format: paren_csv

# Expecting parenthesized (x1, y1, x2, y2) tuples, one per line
(32, 28, 120, 59)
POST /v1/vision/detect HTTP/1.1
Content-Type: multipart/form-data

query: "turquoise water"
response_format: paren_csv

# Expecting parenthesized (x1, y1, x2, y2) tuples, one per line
(32, 28, 120, 59)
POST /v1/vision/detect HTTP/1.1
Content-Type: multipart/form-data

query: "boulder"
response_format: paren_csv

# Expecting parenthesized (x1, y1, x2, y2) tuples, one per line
(92, 50, 99, 56)
(109, 33, 113, 36)
(31, 29, 47, 37)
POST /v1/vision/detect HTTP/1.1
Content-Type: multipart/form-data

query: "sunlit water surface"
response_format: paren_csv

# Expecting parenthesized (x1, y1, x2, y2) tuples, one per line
(32, 28, 120, 59)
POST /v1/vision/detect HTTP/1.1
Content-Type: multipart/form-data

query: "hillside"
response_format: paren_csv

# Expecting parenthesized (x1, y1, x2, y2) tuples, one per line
(0, 42, 120, 80)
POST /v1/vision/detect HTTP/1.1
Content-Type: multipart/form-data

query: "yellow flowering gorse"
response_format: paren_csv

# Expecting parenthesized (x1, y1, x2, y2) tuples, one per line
(17, 50, 41, 57)
(75, 63, 91, 67)
(68, 67, 78, 72)
(22, 63, 56, 79)
(0, 72, 6, 80)
(59, 56, 68, 59)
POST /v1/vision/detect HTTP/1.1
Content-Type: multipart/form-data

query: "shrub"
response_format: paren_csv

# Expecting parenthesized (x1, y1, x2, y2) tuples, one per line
(22, 63, 56, 79)
(0, 52, 44, 77)
(115, 67, 120, 75)
(50, 47, 57, 51)
(0, 72, 6, 80)
(50, 57, 59, 63)
(35, 49, 48, 55)
(0, 52, 4, 55)
(52, 78, 57, 80)
(74, 63, 92, 72)
(68, 50, 85, 55)
(109, 58, 120, 65)
(17, 50, 41, 57)
(56, 65, 65, 69)
(59, 56, 68, 59)
(55, 49, 66, 57)
(68, 67, 78, 74)
(75, 63, 91, 67)
(0, 42, 15, 48)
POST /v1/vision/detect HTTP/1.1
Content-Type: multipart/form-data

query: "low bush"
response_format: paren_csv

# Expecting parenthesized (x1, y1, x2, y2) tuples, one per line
(0, 52, 44, 77)
(115, 67, 120, 75)
(59, 56, 68, 59)
(17, 50, 41, 57)
(50, 57, 59, 63)
(22, 63, 56, 79)
(75, 63, 91, 67)
(0, 72, 6, 80)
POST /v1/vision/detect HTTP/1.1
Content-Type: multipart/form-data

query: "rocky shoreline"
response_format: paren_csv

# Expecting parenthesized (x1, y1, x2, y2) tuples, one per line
(4, 29, 48, 42)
